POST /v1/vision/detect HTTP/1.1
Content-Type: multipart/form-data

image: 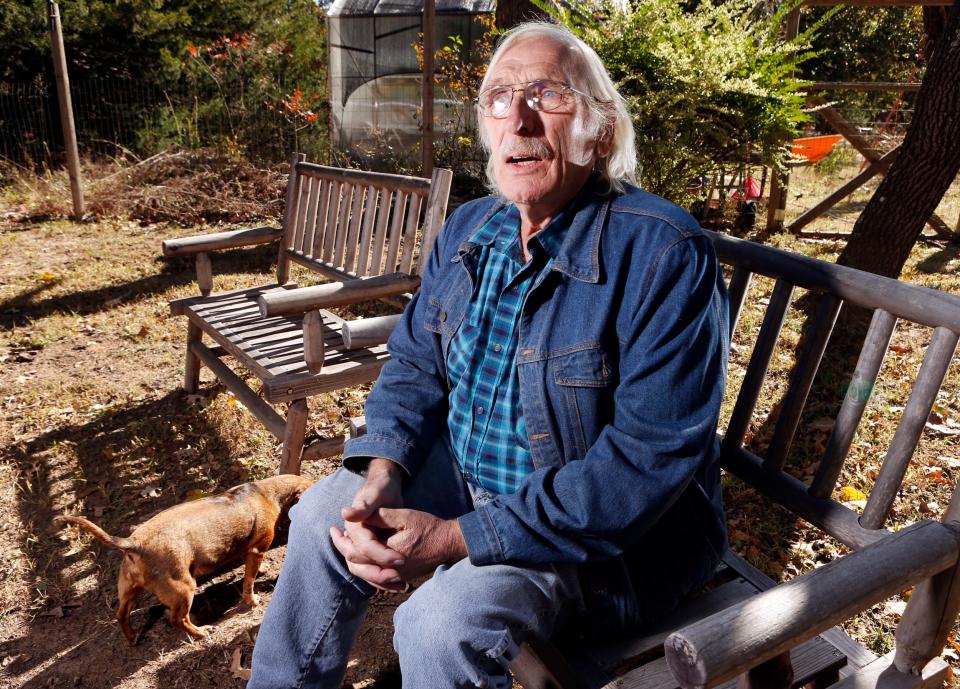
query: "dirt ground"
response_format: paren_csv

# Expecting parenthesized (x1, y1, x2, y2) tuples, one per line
(0, 217, 405, 688)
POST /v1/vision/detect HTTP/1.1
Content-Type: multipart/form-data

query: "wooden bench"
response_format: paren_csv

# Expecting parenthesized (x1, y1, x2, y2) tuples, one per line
(495, 231, 960, 689)
(162, 154, 452, 474)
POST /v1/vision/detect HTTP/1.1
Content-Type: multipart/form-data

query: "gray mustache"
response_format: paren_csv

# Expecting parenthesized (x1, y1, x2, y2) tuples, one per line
(500, 138, 554, 160)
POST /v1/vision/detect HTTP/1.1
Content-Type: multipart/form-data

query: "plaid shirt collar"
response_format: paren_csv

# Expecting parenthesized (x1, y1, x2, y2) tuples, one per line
(457, 175, 611, 282)
(467, 204, 568, 265)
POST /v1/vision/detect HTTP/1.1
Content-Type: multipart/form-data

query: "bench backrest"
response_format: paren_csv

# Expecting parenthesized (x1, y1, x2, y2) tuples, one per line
(276, 153, 453, 285)
(710, 230, 960, 549)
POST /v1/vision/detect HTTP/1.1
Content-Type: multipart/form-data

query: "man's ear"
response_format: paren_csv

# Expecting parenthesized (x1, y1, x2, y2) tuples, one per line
(594, 112, 615, 159)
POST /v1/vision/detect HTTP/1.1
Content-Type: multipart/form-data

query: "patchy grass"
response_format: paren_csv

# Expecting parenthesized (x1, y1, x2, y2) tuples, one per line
(0, 151, 958, 686)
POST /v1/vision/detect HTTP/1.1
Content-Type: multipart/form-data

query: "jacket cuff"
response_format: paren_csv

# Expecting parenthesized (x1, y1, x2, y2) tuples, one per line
(342, 433, 417, 477)
(458, 507, 505, 566)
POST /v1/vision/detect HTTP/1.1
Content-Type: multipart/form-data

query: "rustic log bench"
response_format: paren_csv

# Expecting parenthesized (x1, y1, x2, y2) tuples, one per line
(505, 230, 960, 689)
(162, 154, 452, 474)
(357, 230, 960, 689)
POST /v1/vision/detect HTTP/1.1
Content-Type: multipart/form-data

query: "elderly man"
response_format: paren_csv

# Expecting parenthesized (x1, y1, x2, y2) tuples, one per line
(249, 21, 728, 689)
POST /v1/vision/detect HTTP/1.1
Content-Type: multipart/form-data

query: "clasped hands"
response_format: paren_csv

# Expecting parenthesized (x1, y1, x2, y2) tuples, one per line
(330, 457, 468, 592)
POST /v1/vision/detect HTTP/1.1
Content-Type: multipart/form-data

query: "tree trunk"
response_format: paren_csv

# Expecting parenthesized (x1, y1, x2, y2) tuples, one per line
(495, 0, 549, 29)
(836, 0, 960, 278)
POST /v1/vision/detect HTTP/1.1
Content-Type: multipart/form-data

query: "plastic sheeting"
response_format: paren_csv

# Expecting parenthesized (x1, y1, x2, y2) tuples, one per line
(328, 0, 494, 16)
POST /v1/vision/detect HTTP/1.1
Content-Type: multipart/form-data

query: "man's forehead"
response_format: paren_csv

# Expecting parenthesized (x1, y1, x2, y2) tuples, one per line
(486, 59, 569, 86)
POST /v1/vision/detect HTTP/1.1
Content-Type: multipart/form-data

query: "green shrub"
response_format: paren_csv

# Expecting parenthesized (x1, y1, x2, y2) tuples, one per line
(539, 0, 829, 205)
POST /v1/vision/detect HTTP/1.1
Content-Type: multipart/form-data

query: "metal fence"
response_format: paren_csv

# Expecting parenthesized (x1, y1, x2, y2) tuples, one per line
(0, 77, 329, 168)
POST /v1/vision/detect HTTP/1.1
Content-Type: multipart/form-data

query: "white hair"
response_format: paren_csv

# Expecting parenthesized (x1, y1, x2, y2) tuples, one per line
(476, 21, 637, 194)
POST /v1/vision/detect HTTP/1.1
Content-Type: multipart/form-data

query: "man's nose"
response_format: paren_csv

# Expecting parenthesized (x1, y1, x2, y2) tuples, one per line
(504, 93, 538, 134)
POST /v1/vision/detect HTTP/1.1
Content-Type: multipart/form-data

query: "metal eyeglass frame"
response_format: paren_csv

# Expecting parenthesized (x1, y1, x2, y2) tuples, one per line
(474, 80, 599, 118)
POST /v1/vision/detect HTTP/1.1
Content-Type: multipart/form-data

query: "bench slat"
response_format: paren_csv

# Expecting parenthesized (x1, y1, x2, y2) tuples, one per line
(809, 308, 899, 499)
(817, 653, 947, 689)
(294, 173, 313, 254)
(321, 181, 342, 262)
(398, 192, 423, 275)
(725, 266, 752, 340)
(331, 182, 354, 266)
(861, 325, 960, 529)
(385, 190, 408, 273)
(309, 177, 330, 257)
(765, 293, 843, 471)
(342, 184, 367, 273)
(723, 278, 795, 451)
(368, 189, 394, 276)
(354, 185, 378, 276)
(300, 174, 321, 254)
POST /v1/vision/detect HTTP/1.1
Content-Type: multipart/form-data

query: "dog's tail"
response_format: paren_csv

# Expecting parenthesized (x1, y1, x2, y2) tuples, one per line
(58, 516, 137, 551)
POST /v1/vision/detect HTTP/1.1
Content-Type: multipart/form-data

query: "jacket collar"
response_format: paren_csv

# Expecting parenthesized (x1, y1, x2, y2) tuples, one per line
(456, 176, 612, 284)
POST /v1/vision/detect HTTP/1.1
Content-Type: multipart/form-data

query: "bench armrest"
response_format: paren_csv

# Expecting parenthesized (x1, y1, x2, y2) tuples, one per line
(664, 520, 959, 689)
(161, 226, 282, 257)
(258, 273, 421, 317)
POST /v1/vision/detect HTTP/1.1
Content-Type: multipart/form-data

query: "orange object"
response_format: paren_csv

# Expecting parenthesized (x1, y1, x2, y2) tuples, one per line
(791, 134, 843, 164)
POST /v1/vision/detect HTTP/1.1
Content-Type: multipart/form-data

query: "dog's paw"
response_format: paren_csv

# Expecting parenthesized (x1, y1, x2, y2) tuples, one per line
(242, 593, 261, 607)
(184, 624, 211, 640)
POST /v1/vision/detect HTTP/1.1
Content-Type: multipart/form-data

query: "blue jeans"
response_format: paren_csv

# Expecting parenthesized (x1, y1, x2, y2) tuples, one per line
(248, 440, 585, 689)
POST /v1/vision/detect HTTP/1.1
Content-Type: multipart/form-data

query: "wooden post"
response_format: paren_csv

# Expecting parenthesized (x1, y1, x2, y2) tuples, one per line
(421, 0, 435, 176)
(894, 488, 960, 673)
(279, 399, 309, 475)
(47, 1, 84, 220)
(767, 6, 800, 234)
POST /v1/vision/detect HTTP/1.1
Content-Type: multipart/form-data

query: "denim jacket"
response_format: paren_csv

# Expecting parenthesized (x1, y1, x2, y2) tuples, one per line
(344, 180, 730, 633)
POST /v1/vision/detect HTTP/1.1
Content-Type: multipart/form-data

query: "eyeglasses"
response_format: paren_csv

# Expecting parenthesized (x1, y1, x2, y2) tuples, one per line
(475, 79, 595, 118)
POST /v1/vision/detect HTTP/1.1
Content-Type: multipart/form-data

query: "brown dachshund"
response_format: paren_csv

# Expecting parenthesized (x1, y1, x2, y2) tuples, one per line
(60, 474, 314, 644)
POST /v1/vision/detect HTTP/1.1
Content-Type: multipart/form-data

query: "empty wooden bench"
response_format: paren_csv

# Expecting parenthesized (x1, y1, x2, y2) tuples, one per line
(162, 154, 452, 474)
(509, 231, 960, 689)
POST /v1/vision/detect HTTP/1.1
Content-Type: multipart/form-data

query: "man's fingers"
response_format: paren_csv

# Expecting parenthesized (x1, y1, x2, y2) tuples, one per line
(342, 504, 372, 523)
(331, 525, 405, 567)
(343, 559, 406, 592)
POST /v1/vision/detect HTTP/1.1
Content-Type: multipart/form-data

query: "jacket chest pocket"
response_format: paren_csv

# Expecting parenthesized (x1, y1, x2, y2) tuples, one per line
(549, 345, 612, 458)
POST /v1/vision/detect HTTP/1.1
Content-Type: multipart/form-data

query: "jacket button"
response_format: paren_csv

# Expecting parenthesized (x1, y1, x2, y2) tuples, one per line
(439, 311, 447, 322)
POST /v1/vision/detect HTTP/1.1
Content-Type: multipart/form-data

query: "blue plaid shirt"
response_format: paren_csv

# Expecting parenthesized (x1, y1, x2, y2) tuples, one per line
(446, 204, 567, 495)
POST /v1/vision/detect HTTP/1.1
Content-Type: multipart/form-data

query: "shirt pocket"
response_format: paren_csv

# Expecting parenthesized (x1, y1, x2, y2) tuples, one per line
(423, 296, 451, 336)
(550, 345, 612, 458)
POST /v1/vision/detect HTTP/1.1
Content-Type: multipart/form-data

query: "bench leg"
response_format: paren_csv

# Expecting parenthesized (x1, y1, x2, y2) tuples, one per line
(279, 399, 309, 475)
(511, 639, 584, 689)
(737, 651, 794, 689)
(184, 322, 202, 393)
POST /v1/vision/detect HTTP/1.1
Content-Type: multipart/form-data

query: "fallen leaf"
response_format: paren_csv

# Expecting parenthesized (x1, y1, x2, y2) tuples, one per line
(230, 648, 252, 680)
(40, 606, 64, 618)
(839, 486, 867, 502)
(809, 417, 834, 433)
(139, 486, 161, 499)
(925, 422, 960, 436)
(37, 272, 59, 283)
(884, 600, 907, 617)
(185, 489, 208, 501)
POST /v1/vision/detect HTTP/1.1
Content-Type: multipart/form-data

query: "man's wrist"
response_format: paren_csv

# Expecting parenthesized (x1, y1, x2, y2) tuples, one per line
(366, 456, 403, 480)
(444, 519, 469, 562)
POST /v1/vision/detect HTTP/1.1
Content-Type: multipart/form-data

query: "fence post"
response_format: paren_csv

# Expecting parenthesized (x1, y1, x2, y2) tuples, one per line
(421, 0, 435, 177)
(48, 0, 84, 220)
